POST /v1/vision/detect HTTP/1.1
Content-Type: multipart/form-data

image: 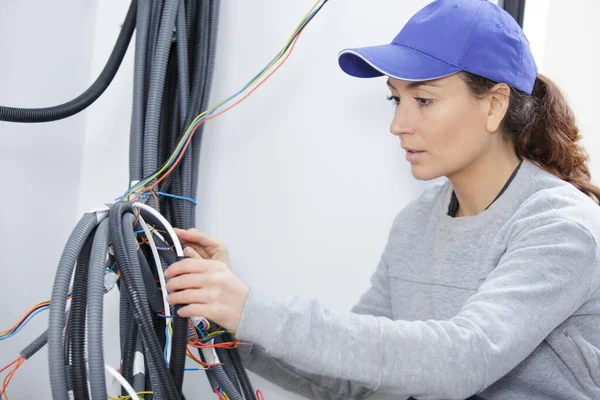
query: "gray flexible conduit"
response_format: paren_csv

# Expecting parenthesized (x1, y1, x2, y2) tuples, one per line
(86, 219, 110, 400)
(190, 0, 221, 227)
(48, 212, 98, 400)
(142, 0, 180, 180)
(69, 232, 95, 400)
(14, 1, 258, 398)
(129, 0, 151, 181)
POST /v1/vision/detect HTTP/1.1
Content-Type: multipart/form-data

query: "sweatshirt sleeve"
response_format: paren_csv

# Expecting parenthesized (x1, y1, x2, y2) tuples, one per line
(235, 254, 392, 400)
(236, 218, 598, 400)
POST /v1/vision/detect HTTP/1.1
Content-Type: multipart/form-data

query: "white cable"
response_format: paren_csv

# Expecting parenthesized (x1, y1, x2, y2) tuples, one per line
(137, 215, 172, 360)
(105, 364, 141, 400)
(132, 202, 184, 256)
(137, 215, 171, 319)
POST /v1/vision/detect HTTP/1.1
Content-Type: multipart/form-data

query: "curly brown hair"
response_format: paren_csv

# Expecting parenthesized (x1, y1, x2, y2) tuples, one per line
(460, 72, 599, 204)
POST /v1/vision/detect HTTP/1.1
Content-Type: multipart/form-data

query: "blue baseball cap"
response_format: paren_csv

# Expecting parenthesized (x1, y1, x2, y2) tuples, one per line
(338, 0, 538, 94)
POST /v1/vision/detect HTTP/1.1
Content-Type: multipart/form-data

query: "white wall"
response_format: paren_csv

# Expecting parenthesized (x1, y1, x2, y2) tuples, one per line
(0, 1, 98, 397)
(1, 1, 598, 399)
(538, 0, 600, 176)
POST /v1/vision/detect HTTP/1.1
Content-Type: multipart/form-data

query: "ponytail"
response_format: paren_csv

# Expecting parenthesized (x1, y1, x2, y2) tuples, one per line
(461, 72, 600, 204)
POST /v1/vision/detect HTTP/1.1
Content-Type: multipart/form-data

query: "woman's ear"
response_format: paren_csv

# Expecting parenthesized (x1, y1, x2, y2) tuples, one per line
(485, 83, 511, 133)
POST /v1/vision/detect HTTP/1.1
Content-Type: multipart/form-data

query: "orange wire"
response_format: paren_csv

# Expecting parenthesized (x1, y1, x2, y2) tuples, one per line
(186, 347, 220, 368)
(151, 23, 308, 190)
(1, 303, 49, 336)
(0, 356, 24, 399)
(188, 320, 200, 342)
(0, 357, 22, 375)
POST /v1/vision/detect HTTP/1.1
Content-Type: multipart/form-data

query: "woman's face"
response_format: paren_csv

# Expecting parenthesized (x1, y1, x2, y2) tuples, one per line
(387, 73, 503, 181)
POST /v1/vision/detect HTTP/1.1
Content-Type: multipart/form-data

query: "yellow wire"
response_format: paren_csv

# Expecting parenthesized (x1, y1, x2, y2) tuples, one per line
(248, 0, 321, 87)
(122, 0, 324, 200)
(107, 391, 153, 400)
(203, 330, 226, 340)
(224, 392, 231, 400)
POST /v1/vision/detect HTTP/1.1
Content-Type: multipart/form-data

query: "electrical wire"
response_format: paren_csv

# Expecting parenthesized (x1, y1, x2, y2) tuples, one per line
(119, 0, 329, 200)
(105, 364, 141, 400)
(0, 356, 24, 399)
(107, 391, 153, 400)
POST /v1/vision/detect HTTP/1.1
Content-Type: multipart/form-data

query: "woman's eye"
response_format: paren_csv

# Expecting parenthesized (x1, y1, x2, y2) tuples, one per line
(386, 95, 400, 106)
(415, 97, 434, 107)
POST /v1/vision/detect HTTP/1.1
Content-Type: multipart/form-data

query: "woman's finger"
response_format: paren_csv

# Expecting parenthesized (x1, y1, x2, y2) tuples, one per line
(164, 258, 213, 278)
(167, 288, 212, 306)
(184, 246, 204, 259)
(165, 272, 209, 292)
(176, 303, 210, 318)
(175, 228, 223, 248)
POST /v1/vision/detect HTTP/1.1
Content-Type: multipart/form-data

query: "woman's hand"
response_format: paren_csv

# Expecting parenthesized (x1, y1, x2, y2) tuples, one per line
(165, 229, 249, 331)
(174, 228, 231, 266)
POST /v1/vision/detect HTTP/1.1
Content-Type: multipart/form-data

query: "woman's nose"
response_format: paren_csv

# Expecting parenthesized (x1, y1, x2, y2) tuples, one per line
(389, 105, 415, 137)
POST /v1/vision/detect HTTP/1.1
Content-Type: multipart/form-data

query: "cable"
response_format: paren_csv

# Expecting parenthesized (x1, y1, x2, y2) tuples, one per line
(48, 212, 101, 400)
(0, 356, 24, 400)
(105, 364, 141, 400)
(87, 219, 111, 400)
(119, 0, 330, 200)
(0, 0, 138, 123)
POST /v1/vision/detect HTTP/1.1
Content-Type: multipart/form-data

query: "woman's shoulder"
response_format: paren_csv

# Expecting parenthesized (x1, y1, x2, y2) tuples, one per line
(512, 168, 600, 243)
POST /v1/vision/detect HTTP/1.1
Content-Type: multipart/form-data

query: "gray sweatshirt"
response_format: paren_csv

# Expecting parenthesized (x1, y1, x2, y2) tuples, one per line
(235, 159, 600, 400)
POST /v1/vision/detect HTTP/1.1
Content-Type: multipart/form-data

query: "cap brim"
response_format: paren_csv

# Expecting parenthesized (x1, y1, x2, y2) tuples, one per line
(338, 43, 461, 81)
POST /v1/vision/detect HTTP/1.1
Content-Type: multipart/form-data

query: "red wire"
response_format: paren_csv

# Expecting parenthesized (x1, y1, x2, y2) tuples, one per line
(152, 22, 308, 190)
(0, 357, 22, 375)
(186, 347, 220, 368)
(256, 389, 265, 400)
(215, 388, 226, 400)
(0, 356, 24, 399)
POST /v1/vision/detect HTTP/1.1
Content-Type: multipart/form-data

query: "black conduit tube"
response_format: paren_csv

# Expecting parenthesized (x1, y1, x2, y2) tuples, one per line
(213, 364, 243, 400)
(198, 349, 220, 392)
(120, 318, 139, 397)
(169, 312, 189, 396)
(169, 256, 190, 396)
(0, 0, 137, 123)
(48, 212, 99, 400)
(214, 344, 242, 395)
(69, 232, 96, 400)
(137, 248, 165, 313)
(223, 332, 257, 400)
(87, 219, 110, 400)
(111, 203, 180, 400)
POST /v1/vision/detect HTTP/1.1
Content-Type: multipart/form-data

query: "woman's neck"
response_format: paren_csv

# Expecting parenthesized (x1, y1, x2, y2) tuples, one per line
(450, 148, 522, 218)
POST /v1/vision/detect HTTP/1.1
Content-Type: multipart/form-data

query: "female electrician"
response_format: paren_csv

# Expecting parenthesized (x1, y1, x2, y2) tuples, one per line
(164, 1, 600, 399)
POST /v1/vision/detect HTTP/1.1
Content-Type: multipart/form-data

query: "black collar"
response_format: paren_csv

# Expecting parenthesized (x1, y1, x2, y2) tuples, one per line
(447, 159, 523, 217)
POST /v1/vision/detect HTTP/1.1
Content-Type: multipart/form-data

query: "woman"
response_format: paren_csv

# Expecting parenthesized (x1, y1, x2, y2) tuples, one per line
(164, 0, 600, 399)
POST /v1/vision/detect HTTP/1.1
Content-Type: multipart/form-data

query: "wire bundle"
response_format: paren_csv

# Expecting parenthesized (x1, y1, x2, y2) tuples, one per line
(0, 0, 330, 398)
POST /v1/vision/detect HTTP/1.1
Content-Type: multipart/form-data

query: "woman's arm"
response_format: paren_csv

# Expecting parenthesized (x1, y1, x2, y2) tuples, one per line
(168, 228, 393, 399)
(234, 218, 597, 400)
(233, 255, 392, 400)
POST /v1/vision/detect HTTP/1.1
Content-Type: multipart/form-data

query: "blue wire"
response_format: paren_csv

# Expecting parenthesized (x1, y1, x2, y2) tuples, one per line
(164, 325, 170, 364)
(157, 192, 198, 205)
(1, 307, 49, 341)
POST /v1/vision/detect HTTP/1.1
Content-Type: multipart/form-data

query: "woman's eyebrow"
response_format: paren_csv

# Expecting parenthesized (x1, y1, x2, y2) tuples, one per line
(386, 79, 442, 91)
